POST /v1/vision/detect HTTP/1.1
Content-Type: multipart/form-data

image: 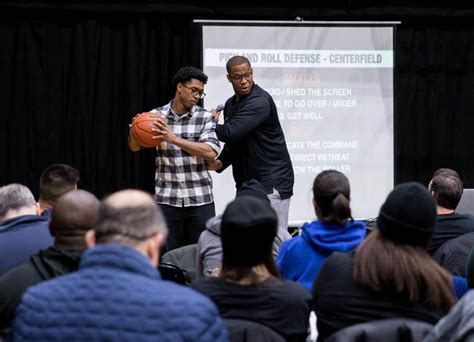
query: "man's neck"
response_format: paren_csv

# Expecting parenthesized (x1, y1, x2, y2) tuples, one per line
(437, 206, 455, 215)
(171, 99, 190, 116)
(37, 200, 52, 214)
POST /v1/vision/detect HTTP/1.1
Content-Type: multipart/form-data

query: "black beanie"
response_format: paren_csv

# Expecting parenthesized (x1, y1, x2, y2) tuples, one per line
(221, 196, 277, 268)
(377, 182, 436, 246)
(236, 179, 270, 204)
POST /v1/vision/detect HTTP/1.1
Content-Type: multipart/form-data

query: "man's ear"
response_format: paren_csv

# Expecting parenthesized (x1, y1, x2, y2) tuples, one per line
(226, 74, 232, 83)
(147, 233, 165, 267)
(35, 203, 41, 216)
(85, 230, 96, 248)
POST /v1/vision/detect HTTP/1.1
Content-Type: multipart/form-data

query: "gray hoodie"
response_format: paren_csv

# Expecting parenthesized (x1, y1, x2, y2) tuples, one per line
(195, 215, 291, 277)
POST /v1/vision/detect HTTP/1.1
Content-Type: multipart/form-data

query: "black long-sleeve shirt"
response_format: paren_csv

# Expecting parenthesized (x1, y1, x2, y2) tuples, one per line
(216, 84, 294, 199)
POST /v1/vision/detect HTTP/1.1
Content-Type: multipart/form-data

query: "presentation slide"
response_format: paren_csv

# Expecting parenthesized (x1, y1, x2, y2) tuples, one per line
(201, 24, 394, 225)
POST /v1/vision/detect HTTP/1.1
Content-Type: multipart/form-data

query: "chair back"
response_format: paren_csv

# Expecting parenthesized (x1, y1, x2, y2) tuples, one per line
(158, 262, 187, 285)
(224, 319, 285, 342)
(326, 318, 433, 342)
(457, 189, 474, 215)
(161, 244, 197, 284)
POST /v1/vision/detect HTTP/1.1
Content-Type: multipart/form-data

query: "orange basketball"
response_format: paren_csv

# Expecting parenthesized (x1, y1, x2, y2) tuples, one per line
(130, 112, 164, 148)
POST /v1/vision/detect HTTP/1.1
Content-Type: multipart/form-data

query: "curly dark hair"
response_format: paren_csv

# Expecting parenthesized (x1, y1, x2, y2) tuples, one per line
(172, 66, 208, 88)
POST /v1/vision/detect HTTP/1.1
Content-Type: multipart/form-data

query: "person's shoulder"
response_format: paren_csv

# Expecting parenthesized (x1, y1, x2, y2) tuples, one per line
(156, 279, 221, 318)
(279, 235, 304, 255)
(325, 250, 354, 267)
(459, 213, 474, 222)
(244, 85, 271, 105)
(190, 276, 218, 292)
(192, 105, 213, 119)
(278, 278, 312, 297)
(153, 102, 171, 112)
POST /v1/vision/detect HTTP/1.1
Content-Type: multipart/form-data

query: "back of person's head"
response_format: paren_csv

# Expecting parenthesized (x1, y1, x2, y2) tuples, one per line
(172, 66, 208, 88)
(226, 55, 251, 72)
(429, 168, 463, 210)
(92, 189, 167, 247)
(39, 164, 80, 207)
(49, 190, 100, 250)
(0, 184, 37, 223)
(236, 179, 269, 203)
(354, 182, 455, 311)
(313, 170, 351, 225)
(220, 196, 279, 282)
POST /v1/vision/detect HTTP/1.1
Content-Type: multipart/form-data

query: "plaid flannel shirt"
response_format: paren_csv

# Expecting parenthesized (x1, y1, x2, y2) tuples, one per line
(151, 102, 220, 207)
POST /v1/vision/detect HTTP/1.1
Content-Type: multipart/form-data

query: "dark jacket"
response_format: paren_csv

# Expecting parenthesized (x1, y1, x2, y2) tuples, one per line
(216, 84, 294, 199)
(0, 247, 82, 329)
(312, 252, 448, 341)
(326, 318, 433, 342)
(0, 215, 53, 275)
(12, 244, 228, 341)
(433, 232, 474, 277)
(428, 212, 474, 254)
(192, 275, 311, 341)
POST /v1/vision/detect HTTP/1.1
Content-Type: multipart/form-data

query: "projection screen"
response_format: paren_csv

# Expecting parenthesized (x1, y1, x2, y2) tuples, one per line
(197, 21, 396, 225)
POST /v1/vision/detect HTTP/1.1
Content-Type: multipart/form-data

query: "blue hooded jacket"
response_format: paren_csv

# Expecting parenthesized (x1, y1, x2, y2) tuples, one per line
(277, 219, 366, 291)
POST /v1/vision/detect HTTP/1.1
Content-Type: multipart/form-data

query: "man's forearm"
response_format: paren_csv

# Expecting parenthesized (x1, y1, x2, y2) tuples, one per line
(172, 137, 217, 161)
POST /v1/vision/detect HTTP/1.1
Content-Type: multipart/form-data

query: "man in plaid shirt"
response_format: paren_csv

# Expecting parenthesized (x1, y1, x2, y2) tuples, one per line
(128, 67, 220, 252)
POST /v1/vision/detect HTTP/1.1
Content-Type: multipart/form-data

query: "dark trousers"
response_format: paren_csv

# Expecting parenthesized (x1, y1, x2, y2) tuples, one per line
(159, 202, 215, 254)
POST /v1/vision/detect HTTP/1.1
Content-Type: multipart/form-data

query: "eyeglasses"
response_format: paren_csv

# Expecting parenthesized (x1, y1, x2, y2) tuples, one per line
(228, 73, 253, 82)
(182, 84, 206, 99)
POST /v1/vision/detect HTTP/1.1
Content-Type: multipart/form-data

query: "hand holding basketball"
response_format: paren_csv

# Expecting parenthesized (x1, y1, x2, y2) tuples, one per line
(150, 119, 177, 145)
(130, 112, 165, 148)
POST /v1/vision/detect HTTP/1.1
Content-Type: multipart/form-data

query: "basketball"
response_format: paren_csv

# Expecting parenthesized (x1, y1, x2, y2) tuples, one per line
(130, 112, 164, 148)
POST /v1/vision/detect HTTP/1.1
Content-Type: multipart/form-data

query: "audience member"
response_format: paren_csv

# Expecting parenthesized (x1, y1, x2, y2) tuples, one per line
(433, 232, 474, 277)
(428, 168, 474, 254)
(12, 189, 227, 341)
(464, 244, 474, 289)
(276, 170, 366, 290)
(424, 290, 474, 341)
(312, 182, 455, 340)
(0, 184, 53, 275)
(38, 163, 80, 219)
(196, 179, 285, 277)
(192, 196, 311, 341)
(0, 190, 99, 332)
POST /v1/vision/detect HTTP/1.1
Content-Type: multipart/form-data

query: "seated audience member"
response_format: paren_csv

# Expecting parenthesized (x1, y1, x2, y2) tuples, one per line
(424, 290, 474, 341)
(428, 168, 474, 254)
(0, 184, 53, 275)
(12, 189, 227, 341)
(276, 170, 366, 291)
(464, 244, 474, 289)
(196, 179, 285, 277)
(37, 163, 80, 219)
(312, 182, 455, 341)
(0, 190, 99, 332)
(433, 232, 474, 277)
(192, 196, 312, 341)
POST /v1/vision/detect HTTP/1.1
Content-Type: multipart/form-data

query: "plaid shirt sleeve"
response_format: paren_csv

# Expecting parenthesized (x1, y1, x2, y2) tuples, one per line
(199, 112, 220, 155)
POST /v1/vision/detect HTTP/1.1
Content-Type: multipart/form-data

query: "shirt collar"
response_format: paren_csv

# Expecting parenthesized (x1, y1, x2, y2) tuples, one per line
(167, 100, 194, 118)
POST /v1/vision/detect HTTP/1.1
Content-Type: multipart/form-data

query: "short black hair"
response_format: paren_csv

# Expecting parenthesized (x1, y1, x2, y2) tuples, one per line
(429, 168, 463, 210)
(172, 66, 208, 88)
(226, 56, 251, 73)
(39, 164, 80, 205)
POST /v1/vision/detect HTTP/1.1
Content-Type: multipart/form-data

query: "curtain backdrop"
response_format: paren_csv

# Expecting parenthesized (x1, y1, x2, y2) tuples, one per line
(0, 3, 473, 200)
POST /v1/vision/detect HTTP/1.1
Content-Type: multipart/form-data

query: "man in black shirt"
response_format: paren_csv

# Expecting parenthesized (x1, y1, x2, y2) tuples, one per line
(428, 168, 474, 254)
(207, 56, 294, 250)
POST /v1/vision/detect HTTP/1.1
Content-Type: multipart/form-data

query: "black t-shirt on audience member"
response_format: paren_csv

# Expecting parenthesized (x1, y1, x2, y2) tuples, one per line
(428, 213, 474, 254)
(312, 252, 447, 341)
(191, 275, 311, 341)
